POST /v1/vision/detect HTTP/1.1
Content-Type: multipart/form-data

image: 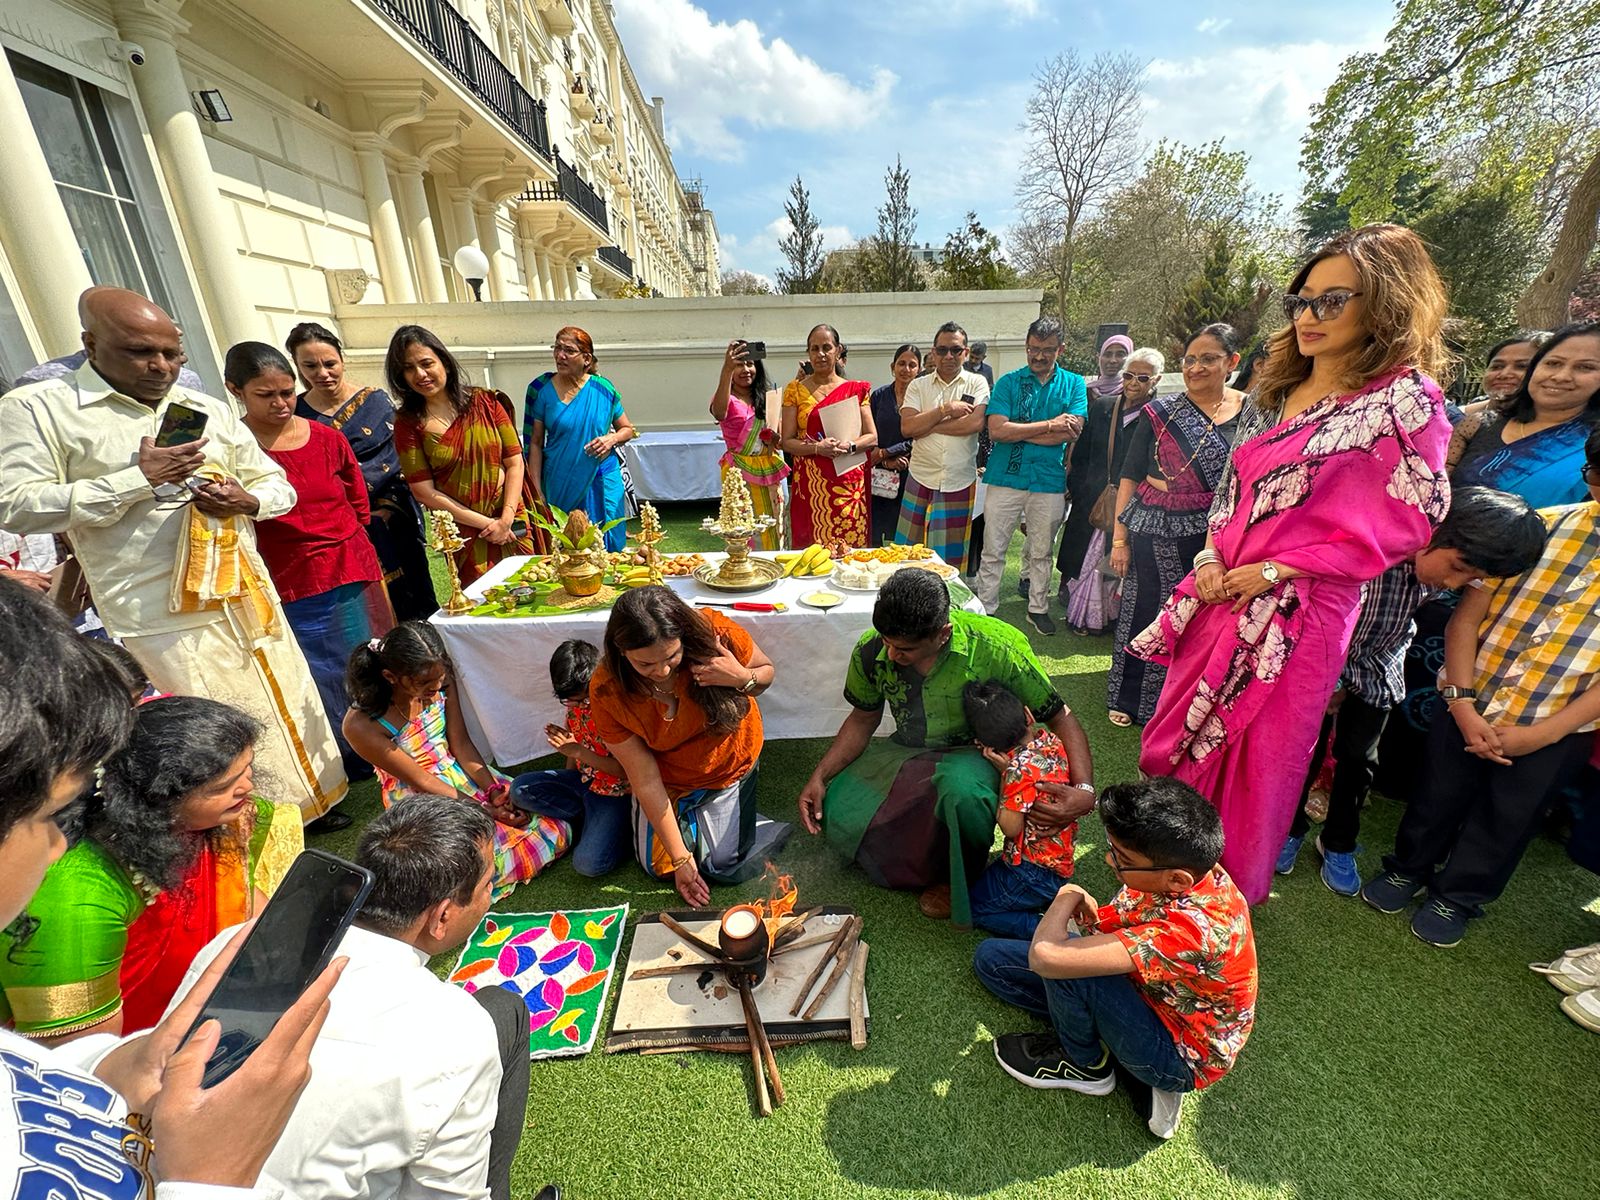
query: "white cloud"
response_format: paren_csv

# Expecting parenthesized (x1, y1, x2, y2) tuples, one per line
(611, 0, 896, 162)
(1141, 37, 1383, 197)
(998, 0, 1042, 15)
(1196, 16, 1233, 35)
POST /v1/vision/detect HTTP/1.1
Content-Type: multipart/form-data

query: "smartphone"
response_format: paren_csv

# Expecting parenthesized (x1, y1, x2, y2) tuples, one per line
(186, 849, 373, 1088)
(799, 360, 813, 376)
(743, 340, 766, 360)
(154, 402, 208, 448)
(960, 393, 976, 407)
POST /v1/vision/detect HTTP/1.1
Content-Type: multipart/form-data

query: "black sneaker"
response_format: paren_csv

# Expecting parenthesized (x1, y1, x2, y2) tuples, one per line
(993, 1033, 1115, 1094)
(1410, 897, 1469, 948)
(1026, 611, 1057, 636)
(1361, 869, 1425, 914)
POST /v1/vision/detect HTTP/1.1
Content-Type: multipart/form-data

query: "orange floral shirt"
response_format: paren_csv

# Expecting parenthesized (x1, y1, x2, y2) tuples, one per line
(566, 701, 628, 797)
(999, 728, 1076, 875)
(1097, 867, 1258, 1088)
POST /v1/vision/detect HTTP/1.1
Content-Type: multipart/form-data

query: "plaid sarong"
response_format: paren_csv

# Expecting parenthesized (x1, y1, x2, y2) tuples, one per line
(894, 475, 977, 572)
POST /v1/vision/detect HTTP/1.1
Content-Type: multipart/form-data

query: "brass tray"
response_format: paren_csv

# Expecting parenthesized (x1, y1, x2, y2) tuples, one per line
(692, 558, 783, 593)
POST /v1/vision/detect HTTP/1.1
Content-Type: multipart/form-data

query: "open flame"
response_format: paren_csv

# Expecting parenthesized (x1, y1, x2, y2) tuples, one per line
(753, 862, 796, 939)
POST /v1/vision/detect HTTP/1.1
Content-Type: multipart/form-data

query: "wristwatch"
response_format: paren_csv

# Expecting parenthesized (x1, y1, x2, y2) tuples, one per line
(1260, 560, 1280, 584)
(1439, 685, 1476, 702)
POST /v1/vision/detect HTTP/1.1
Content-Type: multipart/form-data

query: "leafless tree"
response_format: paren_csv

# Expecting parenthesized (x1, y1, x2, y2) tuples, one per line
(1015, 50, 1146, 320)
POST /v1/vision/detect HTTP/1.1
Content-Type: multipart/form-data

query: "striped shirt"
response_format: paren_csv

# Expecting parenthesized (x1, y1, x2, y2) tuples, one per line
(1474, 501, 1600, 729)
(1341, 561, 1434, 708)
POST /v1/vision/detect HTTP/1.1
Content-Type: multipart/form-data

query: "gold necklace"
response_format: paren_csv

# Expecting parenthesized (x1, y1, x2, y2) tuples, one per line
(1156, 394, 1233, 484)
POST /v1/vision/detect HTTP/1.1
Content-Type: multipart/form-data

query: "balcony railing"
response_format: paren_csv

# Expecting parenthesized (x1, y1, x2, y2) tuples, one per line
(597, 245, 632, 277)
(373, 0, 550, 161)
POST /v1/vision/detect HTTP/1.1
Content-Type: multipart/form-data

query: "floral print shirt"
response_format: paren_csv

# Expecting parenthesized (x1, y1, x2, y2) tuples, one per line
(568, 701, 628, 797)
(1097, 866, 1258, 1088)
(999, 728, 1076, 875)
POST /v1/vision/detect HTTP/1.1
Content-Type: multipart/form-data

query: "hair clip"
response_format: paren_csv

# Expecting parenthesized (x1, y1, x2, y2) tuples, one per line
(368, 637, 383, 651)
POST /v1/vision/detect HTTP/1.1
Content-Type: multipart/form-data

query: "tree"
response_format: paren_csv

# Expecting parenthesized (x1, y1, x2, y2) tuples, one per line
(1303, 0, 1600, 326)
(937, 212, 1021, 291)
(777, 176, 825, 294)
(1075, 139, 1289, 344)
(720, 269, 774, 296)
(859, 156, 925, 292)
(1014, 50, 1146, 321)
(1164, 233, 1273, 351)
(816, 245, 873, 294)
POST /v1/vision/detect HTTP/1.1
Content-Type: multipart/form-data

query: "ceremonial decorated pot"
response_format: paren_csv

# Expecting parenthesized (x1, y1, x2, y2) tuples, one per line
(557, 559, 604, 597)
(718, 904, 770, 985)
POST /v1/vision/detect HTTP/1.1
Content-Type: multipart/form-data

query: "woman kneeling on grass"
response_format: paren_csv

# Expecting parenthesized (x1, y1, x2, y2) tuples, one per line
(589, 586, 791, 904)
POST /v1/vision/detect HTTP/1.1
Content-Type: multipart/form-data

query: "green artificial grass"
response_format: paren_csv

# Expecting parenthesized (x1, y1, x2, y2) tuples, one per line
(315, 504, 1600, 1200)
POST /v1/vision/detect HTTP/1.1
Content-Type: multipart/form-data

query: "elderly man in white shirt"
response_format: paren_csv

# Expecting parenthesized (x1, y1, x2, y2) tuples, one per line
(896, 321, 990, 572)
(0, 288, 346, 822)
(169, 796, 558, 1200)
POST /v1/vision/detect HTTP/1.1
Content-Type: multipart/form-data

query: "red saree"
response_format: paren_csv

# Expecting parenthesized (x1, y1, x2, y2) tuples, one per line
(783, 379, 871, 547)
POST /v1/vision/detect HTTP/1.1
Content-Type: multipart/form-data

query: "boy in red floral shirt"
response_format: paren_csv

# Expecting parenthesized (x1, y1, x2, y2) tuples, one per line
(510, 639, 631, 876)
(973, 777, 1257, 1140)
(964, 680, 1081, 938)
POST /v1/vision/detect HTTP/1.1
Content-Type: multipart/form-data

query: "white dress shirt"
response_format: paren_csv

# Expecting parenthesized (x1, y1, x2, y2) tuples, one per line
(901, 368, 991, 491)
(169, 925, 502, 1200)
(0, 363, 295, 638)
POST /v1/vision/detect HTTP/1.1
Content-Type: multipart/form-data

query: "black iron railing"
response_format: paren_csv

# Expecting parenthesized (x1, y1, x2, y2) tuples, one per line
(373, 0, 550, 161)
(518, 152, 609, 233)
(597, 245, 632, 276)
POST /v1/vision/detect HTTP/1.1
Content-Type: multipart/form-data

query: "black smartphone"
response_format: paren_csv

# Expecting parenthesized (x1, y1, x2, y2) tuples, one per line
(154, 402, 208, 448)
(960, 393, 976, 406)
(743, 340, 766, 360)
(799, 360, 813, 375)
(186, 849, 373, 1088)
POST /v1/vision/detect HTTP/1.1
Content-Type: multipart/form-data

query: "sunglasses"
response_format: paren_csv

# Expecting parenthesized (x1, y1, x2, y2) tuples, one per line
(1120, 372, 1156, 383)
(1105, 840, 1188, 877)
(1281, 290, 1363, 322)
(932, 346, 966, 357)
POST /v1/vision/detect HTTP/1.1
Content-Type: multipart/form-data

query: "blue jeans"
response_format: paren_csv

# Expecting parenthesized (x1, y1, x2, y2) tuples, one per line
(969, 858, 1066, 940)
(510, 769, 629, 878)
(973, 937, 1195, 1093)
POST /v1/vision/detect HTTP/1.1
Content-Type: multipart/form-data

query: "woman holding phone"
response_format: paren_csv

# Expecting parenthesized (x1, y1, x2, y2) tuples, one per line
(0, 577, 345, 1198)
(711, 339, 787, 549)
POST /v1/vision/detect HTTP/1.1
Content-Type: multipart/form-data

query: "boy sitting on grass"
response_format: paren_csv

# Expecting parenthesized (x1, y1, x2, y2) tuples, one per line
(510, 638, 632, 877)
(974, 777, 1257, 1140)
(964, 679, 1081, 939)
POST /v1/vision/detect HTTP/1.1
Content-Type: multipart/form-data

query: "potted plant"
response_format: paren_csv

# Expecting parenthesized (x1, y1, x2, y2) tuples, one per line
(531, 504, 626, 597)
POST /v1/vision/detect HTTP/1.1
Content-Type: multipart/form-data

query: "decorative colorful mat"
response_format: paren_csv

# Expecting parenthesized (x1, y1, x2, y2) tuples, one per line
(449, 905, 628, 1058)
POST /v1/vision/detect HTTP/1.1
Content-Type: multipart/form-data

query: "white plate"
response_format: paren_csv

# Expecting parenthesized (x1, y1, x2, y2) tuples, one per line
(797, 590, 846, 610)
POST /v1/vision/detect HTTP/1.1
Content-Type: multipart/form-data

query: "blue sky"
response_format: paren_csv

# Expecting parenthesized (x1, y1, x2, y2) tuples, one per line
(611, 0, 1398, 285)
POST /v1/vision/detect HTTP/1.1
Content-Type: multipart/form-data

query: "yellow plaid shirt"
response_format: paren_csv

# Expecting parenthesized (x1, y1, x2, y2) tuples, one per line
(1475, 501, 1600, 729)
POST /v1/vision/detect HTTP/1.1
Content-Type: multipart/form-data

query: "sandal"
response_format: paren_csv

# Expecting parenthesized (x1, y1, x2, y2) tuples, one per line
(1109, 711, 1132, 728)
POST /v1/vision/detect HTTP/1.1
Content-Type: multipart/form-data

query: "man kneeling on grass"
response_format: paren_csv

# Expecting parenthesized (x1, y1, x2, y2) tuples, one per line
(974, 778, 1257, 1139)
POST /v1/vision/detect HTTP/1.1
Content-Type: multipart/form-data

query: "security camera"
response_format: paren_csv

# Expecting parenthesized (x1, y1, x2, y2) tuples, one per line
(103, 39, 147, 66)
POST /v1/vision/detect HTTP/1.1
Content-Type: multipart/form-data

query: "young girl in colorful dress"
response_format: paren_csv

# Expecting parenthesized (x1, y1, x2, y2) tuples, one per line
(343, 622, 568, 899)
(711, 339, 787, 549)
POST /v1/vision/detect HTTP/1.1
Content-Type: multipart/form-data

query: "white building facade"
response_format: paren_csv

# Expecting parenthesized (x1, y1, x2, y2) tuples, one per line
(0, 0, 719, 388)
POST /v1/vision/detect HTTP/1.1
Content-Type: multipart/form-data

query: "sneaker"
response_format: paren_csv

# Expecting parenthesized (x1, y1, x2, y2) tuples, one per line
(1559, 986, 1600, 1034)
(1410, 897, 1469, 947)
(1316, 836, 1362, 897)
(1026, 611, 1057, 636)
(993, 1033, 1115, 1095)
(1361, 869, 1426, 914)
(1147, 1087, 1185, 1140)
(1275, 835, 1305, 876)
(1530, 949, 1600, 995)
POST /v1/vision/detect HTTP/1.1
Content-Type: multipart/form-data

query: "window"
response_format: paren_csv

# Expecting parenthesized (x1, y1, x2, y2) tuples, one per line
(9, 50, 215, 389)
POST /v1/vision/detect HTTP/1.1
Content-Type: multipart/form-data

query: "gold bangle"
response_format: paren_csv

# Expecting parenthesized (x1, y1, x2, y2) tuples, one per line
(670, 852, 694, 870)
(1112, 539, 1128, 547)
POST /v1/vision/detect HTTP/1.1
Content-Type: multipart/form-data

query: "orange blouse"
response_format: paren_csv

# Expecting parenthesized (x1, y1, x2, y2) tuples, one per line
(589, 609, 763, 794)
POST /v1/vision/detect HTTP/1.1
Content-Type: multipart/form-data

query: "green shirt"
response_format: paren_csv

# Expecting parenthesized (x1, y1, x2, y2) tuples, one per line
(843, 609, 1065, 748)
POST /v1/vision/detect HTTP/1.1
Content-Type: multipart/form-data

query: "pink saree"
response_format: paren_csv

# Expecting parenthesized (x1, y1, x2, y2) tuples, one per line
(1130, 367, 1451, 903)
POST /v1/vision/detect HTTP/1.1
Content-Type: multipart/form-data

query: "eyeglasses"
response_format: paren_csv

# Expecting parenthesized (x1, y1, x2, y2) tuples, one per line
(1181, 353, 1227, 369)
(932, 346, 966, 357)
(1121, 372, 1156, 383)
(1281, 289, 1363, 322)
(1584, 463, 1596, 481)
(1105, 840, 1188, 877)
(551, 344, 583, 357)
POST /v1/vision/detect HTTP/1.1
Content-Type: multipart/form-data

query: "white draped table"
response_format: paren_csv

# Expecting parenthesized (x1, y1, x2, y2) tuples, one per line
(430, 552, 981, 767)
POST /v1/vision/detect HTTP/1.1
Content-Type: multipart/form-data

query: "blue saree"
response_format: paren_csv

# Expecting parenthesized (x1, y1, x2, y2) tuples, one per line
(1454, 413, 1597, 508)
(524, 372, 628, 550)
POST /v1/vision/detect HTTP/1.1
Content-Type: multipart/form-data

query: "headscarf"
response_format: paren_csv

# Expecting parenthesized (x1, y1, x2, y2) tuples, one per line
(1089, 334, 1135, 398)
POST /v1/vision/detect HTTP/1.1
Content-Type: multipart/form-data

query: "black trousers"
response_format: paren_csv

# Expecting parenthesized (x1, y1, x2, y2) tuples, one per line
(472, 983, 532, 1200)
(1290, 694, 1392, 853)
(1385, 712, 1593, 915)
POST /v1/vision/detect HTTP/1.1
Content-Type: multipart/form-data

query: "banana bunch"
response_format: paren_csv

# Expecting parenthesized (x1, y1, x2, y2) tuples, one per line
(776, 544, 833, 577)
(617, 564, 658, 588)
